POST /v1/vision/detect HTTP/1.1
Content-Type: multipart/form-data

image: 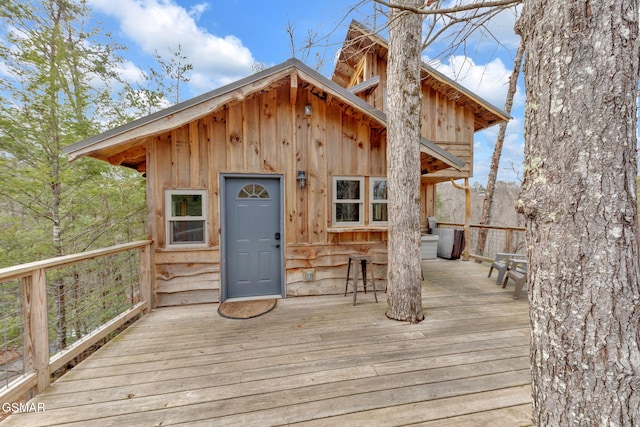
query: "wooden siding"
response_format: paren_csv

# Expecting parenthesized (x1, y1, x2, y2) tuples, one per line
(146, 83, 391, 305)
(421, 87, 475, 182)
(346, 51, 475, 185)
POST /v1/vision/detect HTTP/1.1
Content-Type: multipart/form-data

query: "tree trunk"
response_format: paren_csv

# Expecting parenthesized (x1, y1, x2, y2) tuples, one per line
(385, 0, 424, 323)
(476, 41, 524, 256)
(516, 1, 640, 424)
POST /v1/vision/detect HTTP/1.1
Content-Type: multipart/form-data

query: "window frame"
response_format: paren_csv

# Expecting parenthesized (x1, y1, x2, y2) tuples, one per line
(165, 189, 207, 247)
(369, 177, 388, 225)
(332, 176, 365, 226)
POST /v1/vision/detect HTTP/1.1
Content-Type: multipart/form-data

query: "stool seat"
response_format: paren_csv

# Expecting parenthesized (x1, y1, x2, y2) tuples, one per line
(344, 254, 378, 305)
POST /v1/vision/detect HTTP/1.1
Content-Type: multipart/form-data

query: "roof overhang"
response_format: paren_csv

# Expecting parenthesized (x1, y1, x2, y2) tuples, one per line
(420, 138, 465, 174)
(63, 58, 388, 171)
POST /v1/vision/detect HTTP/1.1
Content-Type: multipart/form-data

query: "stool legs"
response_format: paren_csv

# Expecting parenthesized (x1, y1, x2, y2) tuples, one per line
(344, 257, 352, 297)
(352, 259, 359, 306)
(361, 259, 377, 302)
(345, 255, 377, 305)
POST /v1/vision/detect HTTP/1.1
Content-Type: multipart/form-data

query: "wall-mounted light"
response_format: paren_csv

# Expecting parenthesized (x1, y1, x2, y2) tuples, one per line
(297, 170, 307, 189)
(304, 105, 312, 116)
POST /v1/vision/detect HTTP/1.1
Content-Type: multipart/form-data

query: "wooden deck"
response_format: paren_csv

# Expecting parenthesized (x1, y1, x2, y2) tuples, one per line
(1, 259, 532, 426)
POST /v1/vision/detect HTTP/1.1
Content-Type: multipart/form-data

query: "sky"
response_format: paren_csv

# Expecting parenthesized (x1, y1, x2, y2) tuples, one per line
(86, 0, 525, 186)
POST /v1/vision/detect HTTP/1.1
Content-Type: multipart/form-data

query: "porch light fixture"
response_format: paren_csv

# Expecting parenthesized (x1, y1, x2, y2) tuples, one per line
(297, 170, 307, 189)
(304, 105, 312, 116)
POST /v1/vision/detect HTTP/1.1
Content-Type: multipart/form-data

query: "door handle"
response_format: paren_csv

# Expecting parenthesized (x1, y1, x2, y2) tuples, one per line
(273, 244, 280, 248)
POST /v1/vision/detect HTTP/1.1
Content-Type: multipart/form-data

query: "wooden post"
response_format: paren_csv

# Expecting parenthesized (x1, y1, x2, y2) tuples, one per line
(505, 229, 512, 253)
(449, 179, 471, 261)
(21, 268, 50, 394)
(139, 243, 153, 312)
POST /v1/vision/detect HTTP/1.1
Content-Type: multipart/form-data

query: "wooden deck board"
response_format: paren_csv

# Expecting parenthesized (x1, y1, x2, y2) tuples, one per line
(0, 259, 532, 426)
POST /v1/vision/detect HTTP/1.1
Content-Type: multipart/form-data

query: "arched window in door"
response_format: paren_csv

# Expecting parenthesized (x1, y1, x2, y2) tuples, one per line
(237, 184, 270, 199)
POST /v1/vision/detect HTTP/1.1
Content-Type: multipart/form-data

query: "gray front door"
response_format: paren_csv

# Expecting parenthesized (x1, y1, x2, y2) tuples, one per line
(223, 177, 283, 299)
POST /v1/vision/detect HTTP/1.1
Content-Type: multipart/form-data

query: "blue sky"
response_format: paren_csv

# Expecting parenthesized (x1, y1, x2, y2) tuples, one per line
(87, 0, 524, 186)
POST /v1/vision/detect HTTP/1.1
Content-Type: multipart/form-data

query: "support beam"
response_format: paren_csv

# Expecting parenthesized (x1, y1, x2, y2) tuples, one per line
(21, 269, 50, 394)
(449, 178, 471, 261)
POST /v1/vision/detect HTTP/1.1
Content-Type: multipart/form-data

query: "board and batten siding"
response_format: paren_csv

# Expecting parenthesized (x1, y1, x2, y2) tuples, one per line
(349, 52, 475, 184)
(145, 83, 389, 306)
(420, 86, 475, 182)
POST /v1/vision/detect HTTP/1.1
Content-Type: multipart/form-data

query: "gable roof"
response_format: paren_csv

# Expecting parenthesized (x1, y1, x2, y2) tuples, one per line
(332, 20, 511, 131)
(64, 58, 386, 169)
(64, 57, 464, 174)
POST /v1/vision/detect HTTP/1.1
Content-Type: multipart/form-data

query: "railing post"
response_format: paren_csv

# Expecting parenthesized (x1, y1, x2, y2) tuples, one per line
(139, 243, 152, 312)
(21, 268, 50, 395)
(505, 229, 512, 253)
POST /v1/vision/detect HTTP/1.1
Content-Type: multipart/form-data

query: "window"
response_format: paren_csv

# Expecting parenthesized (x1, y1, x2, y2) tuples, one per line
(237, 184, 270, 199)
(332, 176, 364, 226)
(370, 177, 388, 225)
(166, 190, 207, 246)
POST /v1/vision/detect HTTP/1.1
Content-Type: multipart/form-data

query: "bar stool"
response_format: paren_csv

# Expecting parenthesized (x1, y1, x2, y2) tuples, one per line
(344, 254, 378, 305)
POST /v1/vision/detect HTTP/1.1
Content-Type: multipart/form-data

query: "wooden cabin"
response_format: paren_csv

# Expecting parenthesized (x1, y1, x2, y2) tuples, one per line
(63, 21, 509, 307)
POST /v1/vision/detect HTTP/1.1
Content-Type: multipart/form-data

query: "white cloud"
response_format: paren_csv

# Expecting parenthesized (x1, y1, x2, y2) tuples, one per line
(188, 3, 209, 20)
(116, 59, 146, 85)
(88, 0, 255, 92)
(472, 115, 525, 185)
(427, 54, 524, 110)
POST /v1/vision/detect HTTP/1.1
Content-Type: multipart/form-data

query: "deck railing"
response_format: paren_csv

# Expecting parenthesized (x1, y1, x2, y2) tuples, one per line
(0, 240, 152, 404)
(436, 222, 526, 262)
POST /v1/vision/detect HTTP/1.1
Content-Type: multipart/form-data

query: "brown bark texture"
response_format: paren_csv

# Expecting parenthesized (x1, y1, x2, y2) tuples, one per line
(385, 0, 424, 323)
(516, 0, 640, 424)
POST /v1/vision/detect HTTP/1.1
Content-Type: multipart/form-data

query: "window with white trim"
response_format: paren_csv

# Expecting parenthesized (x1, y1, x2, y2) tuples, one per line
(166, 190, 207, 246)
(370, 177, 388, 225)
(332, 176, 364, 226)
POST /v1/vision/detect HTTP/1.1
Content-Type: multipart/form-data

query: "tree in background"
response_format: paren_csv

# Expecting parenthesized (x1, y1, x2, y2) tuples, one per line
(0, 0, 146, 348)
(516, 0, 640, 423)
(0, 0, 146, 266)
(476, 41, 523, 256)
(153, 44, 193, 105)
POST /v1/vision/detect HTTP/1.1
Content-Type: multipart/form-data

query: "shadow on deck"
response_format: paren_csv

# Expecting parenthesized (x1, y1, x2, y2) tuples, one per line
(1, 259, 531, 426)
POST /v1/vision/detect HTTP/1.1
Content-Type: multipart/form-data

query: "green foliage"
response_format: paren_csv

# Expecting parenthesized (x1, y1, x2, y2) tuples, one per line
(0, 1, 153, 362)
(471, 181, 486, 193)
(0, 0, 146, 267)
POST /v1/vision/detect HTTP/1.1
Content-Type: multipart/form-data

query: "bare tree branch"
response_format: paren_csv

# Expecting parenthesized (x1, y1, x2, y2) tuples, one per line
(373, 0, 521, 16)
